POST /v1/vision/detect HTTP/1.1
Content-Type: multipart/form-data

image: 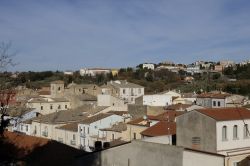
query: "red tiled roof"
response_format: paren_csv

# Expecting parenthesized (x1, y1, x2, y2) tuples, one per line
(155, 111, 185, 121)
(197, 93, 231, 99)
(127, 118, 151, 127)
(196, 108, 250, 121)
(165, 103, 192, 111)
(141, 121, 176, 137)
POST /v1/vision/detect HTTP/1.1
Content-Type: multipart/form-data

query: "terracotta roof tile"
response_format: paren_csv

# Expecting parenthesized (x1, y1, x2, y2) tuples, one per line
(127, 116, 158, 127)
(141, 121, 176, 137)
(197, 93, 231, 99)
(155, 111, 185, 121)
(196, 107, 250, 121)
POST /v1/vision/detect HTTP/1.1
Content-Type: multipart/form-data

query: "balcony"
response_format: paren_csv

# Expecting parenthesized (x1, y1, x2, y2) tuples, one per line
(42, 131, 48, 137)
(71, 140, 76, 145)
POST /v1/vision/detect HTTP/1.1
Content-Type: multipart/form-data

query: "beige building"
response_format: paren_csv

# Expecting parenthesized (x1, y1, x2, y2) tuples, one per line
(102, 80, 144, 104)
(55, 123, 80, 149)
(26, 97, 71, 115)
(30, 106, 107, 138)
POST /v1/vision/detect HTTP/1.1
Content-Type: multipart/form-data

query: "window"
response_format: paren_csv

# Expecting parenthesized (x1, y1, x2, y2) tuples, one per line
(217, 101, 221, 107)
(58, 105, 61, 109)
(41, 106, 43, 110)
(58, 87, 61, 91)
(244, 124, 249, 138)
(50, 105, 53, 110)
(65, 105, 68, 109)
(222, 126, 227, 141)
(73, 134, 76, 140)
(233, 161, 239, 166)
(83, 127, 85, 133)
(133, 133, 136, 139)
(213, 101, 216, 107)
(26, 125, 28, 132)
(112, 134, 115, 140)
(87, 127, 89, 134)
(138, 88, 141, 94)
(123, 89, 126, 94)
(21, 125, 23, 131)
(233, 125, 238, 139)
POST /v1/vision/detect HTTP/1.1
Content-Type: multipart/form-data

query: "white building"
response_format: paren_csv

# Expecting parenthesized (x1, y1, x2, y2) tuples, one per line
(186, 65, 202, 75)
(142, 63, 155, 70)
(104, 80, 144, 104)
(197, 93, 246, 108)
(78, 113, 124, 152)
(79, 68, 111, 77)
(177, 107, 250, 166)
(140, 95, 172, 106)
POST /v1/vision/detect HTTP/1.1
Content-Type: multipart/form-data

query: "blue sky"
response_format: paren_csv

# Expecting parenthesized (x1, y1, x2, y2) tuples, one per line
(0, 0, 250, 71)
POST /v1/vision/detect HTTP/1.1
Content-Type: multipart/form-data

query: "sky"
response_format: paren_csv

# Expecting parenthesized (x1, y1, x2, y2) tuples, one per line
(0, 0, 250, 71)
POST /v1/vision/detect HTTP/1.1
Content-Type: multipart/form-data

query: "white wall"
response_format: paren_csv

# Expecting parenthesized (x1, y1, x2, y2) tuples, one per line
(183, 150, 224, 166)
(97, 94, 126, 107)
(142, 95, 172, 106)
(79, 114, 124, 150)
(216, 120, 250, 154)
(119, 87, 144, 104)
(143, 64, 155, 70)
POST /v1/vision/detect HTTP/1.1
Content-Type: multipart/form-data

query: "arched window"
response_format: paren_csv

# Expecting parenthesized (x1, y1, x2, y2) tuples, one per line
(222, 126, 227, 141)
(233, 125, 238, 139)
(244, 124, 249, 138)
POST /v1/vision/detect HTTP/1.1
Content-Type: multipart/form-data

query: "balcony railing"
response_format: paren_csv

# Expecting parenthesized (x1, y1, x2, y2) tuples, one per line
(42, 131, 48, 137)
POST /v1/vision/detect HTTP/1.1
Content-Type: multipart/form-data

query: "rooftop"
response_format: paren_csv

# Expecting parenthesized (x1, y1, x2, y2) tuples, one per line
(57, 122, 79, 132)
(141, 121, 176, 137)
(155, 111, 185, 121)
(196, 107, 250, 121)
(165, 104, 192, 111)
(109, 80, 144, 88)
(197, 93, 231, 99)
(28, 97, 69, 103)
(127, 115, 158, 127)
(79, 113, 114, 125)
(100, 122, 127, 132)
(32, 105, 108, 124)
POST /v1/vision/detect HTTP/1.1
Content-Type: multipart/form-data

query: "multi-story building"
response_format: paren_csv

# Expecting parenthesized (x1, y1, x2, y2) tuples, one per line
(26, 97, 71, 115)
(78, 113, 125, 152)
(176, 107, 250, 166)
(197, 93, 246, 108)
(102, 80, 144, 104)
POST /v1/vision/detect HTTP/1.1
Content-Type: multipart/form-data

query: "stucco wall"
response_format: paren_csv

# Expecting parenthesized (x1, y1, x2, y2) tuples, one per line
(75, 141, 224, 166)
(183, 150, 224, 166)
(216, 120, 250, 153)
(177, 111, 217, 153)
